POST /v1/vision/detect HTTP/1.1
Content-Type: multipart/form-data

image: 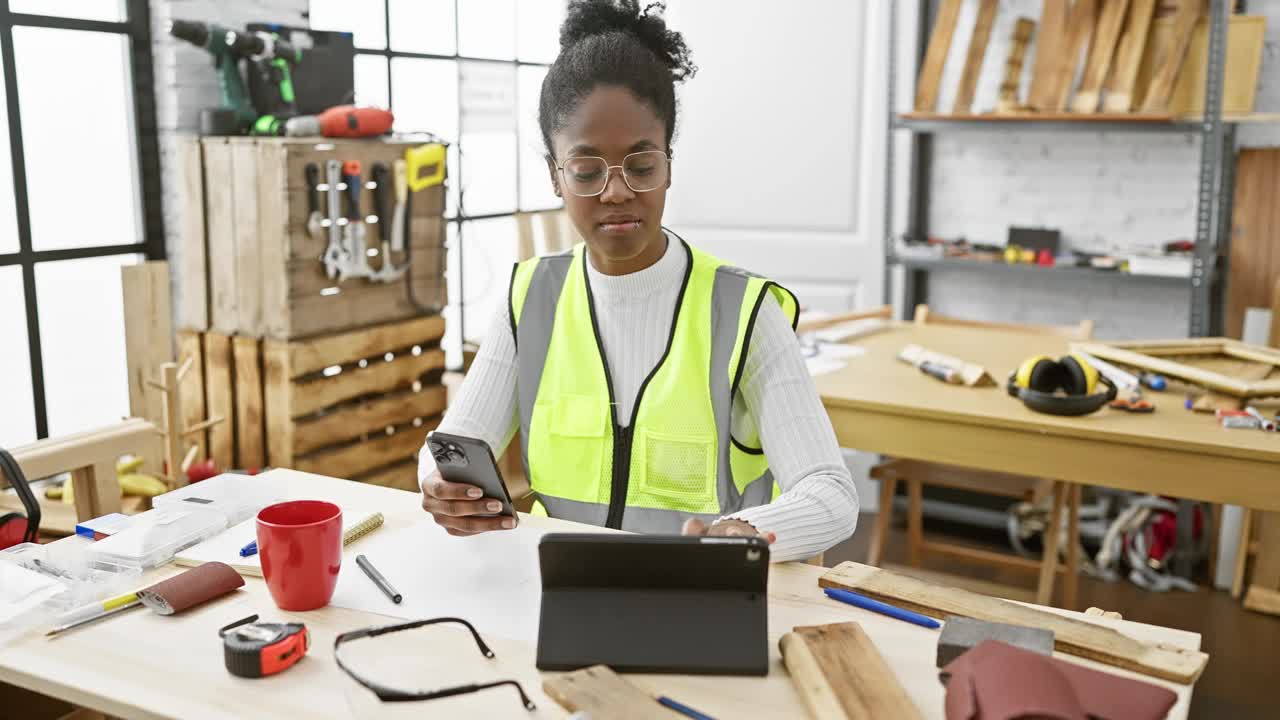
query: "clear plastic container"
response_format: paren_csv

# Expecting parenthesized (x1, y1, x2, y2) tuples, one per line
(0, 540, 143, 643)
(151, 473, 280, 526)
(84, 508, 229, 570)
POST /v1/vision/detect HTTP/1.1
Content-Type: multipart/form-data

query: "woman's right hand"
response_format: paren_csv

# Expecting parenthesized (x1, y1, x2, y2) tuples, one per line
(419, 470, 515, 536)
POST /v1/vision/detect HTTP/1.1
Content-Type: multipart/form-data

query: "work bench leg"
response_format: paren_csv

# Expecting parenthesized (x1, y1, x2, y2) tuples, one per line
(867, 475, 898, 567)
(1064, 484, 1081, 610)
(1037, 482, 1067, 606)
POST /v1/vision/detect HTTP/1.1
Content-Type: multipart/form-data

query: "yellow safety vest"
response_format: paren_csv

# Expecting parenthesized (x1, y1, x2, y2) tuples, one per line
(508, 236, 798, 532)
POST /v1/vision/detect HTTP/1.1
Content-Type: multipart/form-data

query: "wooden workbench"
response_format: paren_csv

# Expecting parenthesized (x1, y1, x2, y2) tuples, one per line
(816, 324, 1280, 511)
(0, 470, 1200, 719)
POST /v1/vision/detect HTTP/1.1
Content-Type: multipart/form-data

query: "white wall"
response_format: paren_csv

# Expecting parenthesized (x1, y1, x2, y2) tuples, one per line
(903, 0, 1280, 338)
(661, 0, 888, 315)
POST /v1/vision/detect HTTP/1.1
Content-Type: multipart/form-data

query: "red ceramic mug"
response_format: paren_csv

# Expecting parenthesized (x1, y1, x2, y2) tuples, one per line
(256, 500, 343, 611)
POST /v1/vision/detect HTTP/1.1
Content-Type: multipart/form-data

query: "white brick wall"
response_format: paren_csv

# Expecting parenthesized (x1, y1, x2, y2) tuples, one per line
(914, 0, 1280, 339)
(150, 0, 310, 327)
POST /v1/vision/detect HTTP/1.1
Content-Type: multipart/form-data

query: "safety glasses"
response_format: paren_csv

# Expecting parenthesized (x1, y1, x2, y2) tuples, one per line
(334, 617, 535, 711)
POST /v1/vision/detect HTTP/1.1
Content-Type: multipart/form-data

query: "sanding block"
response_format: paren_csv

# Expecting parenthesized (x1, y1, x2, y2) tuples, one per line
(937, 616, 1054, 668)
(138, 561, 244, 615)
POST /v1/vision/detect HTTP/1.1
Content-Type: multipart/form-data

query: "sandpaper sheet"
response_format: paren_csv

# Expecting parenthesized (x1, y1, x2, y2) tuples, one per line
(138, 561, 244, 615)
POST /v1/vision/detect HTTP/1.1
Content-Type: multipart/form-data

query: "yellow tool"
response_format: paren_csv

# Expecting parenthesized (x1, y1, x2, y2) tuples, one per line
(404, 143, 446, 191)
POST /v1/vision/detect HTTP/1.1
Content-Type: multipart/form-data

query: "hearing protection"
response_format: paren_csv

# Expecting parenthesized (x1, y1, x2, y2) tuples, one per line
(1006, 353, 1116, 416)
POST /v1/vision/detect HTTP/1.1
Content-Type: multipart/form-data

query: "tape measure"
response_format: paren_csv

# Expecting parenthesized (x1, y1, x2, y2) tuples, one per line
(219, 614, 309, 678)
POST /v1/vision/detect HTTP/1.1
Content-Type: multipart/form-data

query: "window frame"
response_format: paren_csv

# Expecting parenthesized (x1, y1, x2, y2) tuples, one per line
(352, 0, 561, 365)
(0, 0, 165, 442)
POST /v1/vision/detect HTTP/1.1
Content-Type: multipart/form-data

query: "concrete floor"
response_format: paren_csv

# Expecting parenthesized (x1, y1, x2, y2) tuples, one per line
(827, 512, 1280, 720)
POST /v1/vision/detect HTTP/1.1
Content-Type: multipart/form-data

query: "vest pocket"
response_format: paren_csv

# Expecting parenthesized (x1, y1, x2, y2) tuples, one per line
(536, 393, 608, 503)
(635, 428, 717, 513)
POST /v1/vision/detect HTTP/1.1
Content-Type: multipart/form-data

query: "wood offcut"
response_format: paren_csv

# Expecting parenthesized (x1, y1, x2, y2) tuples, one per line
(1027, 0, 1070, 110)
(1139, 0, 1203, 113)
(995, 19, 1036, 113)
(1103, 0, 1158, 112)
(779, 622, 922, 720)
(1071, 0, 1130, 112)
(543, 665, 669, 720)
(1049, 0, 1100, 111)
(914, 0, 963, 112)
(820, 563, 1209, 684)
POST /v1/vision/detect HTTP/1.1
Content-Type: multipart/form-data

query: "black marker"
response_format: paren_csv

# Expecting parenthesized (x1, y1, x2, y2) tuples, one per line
(355, 554, 402, 604)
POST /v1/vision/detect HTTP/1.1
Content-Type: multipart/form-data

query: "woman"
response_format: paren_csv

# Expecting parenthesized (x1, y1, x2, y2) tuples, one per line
(419, 0, 858, 562)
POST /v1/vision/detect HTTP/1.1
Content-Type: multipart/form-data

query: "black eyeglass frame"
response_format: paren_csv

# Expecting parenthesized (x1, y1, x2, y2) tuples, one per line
(333, 616, 536, 710)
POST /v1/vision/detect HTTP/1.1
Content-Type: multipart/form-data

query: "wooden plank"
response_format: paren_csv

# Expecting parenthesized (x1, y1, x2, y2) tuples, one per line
(2, 419, 158, 487)
(159, 362, 184, 487)
(1071, 0, 1129, 112)
(69, 460, 123, 521)
(920, 540, 1066, 575)
(1103, 0, 1159, 112)
(177, 137, 209, 330)
(913, 0, 963, 112)
(1072, 342, 1254, 396)
(820, 563, 1209, 684)
(232, 336, 265, 470)
(779, 622, 922, 720)
(882, 563, 1036, 604)
(277, 314, 447, 377)
(543, 665, 668, 720)
(203, 332, 236, 470)
(1243, 585, 1280, 616)
(293, 385, 447, 456)
(1139, 0, 1202, 113)
(230, 141, 264, 337)
(994, 18, 1035, 113)
(1048, 0, 1100, 112)
(121, 260, 173, 427)
(258, 142, 289, 345)
(176, 331, 208, 462)
(289, 349, 446, 418)
(952, 0, 999, 114)
(1229, 150, 1280, 339)
(1272, 277, 1280, 349)
(203, 140, 239, 335)
(1027, 0, 1070, 110)
(263, 342, 296, 469)
(353, 458, 419, 492)
(282, 284, 447, 341)
(1065, 483, 1082, 610)
(899, 110, 1176, 122)
(292, 416, 439, 479)
(1165, 15, 1266, 117)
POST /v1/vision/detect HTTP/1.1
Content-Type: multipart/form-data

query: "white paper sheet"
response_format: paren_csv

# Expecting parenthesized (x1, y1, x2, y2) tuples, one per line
(328, 519, 546, 645)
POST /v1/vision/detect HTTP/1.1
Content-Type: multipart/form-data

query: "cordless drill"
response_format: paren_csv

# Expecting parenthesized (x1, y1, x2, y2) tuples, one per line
(170, 20, 301, 135)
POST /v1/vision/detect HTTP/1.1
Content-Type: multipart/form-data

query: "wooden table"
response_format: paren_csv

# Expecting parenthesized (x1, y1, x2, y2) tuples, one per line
(0, 470, 1200, 719)
(815, 323, 1280, 602)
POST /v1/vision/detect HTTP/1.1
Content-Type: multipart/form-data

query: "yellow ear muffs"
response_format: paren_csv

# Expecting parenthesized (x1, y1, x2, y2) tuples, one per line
(1014, 355, 1053, 390)
(1062, 353, 1098, 395)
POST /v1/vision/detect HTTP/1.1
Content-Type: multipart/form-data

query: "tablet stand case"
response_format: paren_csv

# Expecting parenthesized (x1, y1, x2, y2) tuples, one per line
(536, 534, 769, 675)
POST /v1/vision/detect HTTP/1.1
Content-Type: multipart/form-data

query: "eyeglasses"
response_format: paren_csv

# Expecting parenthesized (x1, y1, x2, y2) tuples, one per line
(334, 617, 536, 711)
(555, 150, 671, 197)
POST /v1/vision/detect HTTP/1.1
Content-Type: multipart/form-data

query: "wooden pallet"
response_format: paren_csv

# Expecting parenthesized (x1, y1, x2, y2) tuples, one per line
(263, 314, 448, 491)
(182, 136, 448, 340)
(177, 314, 446, 491)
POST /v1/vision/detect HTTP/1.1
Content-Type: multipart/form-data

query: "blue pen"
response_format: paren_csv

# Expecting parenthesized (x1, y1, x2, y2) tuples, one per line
(239, 540, 258, 557)
(657, 696, 717, 720)
(824, 587, 940, 629)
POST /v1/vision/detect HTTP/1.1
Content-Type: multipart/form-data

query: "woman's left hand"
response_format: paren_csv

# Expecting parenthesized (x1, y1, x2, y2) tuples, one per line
(681, 518, 776, 545)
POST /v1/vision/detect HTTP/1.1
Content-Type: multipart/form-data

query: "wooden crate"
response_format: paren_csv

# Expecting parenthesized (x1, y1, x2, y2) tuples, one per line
(186, 136, 448, 340)
(177, 315, 446, 491)
(264, 314, 447, 491)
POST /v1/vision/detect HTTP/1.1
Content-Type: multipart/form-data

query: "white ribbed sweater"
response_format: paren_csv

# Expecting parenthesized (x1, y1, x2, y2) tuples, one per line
(418, 237, 859, 561)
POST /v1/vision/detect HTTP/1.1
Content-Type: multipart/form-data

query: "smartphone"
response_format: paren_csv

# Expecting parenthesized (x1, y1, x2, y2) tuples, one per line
(426, 431, 517, 521)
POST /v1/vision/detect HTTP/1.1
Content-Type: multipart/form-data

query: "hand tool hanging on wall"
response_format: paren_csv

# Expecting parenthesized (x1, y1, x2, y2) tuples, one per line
(322, 159, 348, 279)
(342, 161, 376, 280)
(368, 163, 407, 283)
(304, 163, 323, 240)
(390, 158, 408, 253)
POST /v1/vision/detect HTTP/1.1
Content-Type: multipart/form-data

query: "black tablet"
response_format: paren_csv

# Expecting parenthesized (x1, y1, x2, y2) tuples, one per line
(536, 533, 770, 675)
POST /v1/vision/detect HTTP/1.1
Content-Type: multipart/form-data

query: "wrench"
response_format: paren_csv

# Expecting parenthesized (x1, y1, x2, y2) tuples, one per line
(304, 163, 324, 240)
(322, 159, 348, 279)
(341, 160, 376, 279)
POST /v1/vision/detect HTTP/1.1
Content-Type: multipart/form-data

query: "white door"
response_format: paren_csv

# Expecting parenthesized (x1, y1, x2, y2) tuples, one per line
(662, 0, 888, 315)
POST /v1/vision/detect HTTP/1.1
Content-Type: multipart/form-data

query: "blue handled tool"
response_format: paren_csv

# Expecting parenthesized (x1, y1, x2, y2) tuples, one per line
(239, 540, 258, 557)
(823, 587, 941, 629)
(658, 696, 717, 720)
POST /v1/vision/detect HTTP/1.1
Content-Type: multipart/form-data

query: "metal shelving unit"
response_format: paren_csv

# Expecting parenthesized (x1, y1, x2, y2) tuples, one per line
(897, 257, 1192, 285)
(885, 0, 1238, 337)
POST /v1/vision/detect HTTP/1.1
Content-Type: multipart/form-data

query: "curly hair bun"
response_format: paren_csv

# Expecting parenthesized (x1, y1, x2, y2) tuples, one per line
(560, 0, 696, 82)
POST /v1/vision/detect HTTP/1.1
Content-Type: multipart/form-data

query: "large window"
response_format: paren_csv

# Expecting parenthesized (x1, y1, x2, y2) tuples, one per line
(310, 0, 564, 367)
(0, 0, 164, 447)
